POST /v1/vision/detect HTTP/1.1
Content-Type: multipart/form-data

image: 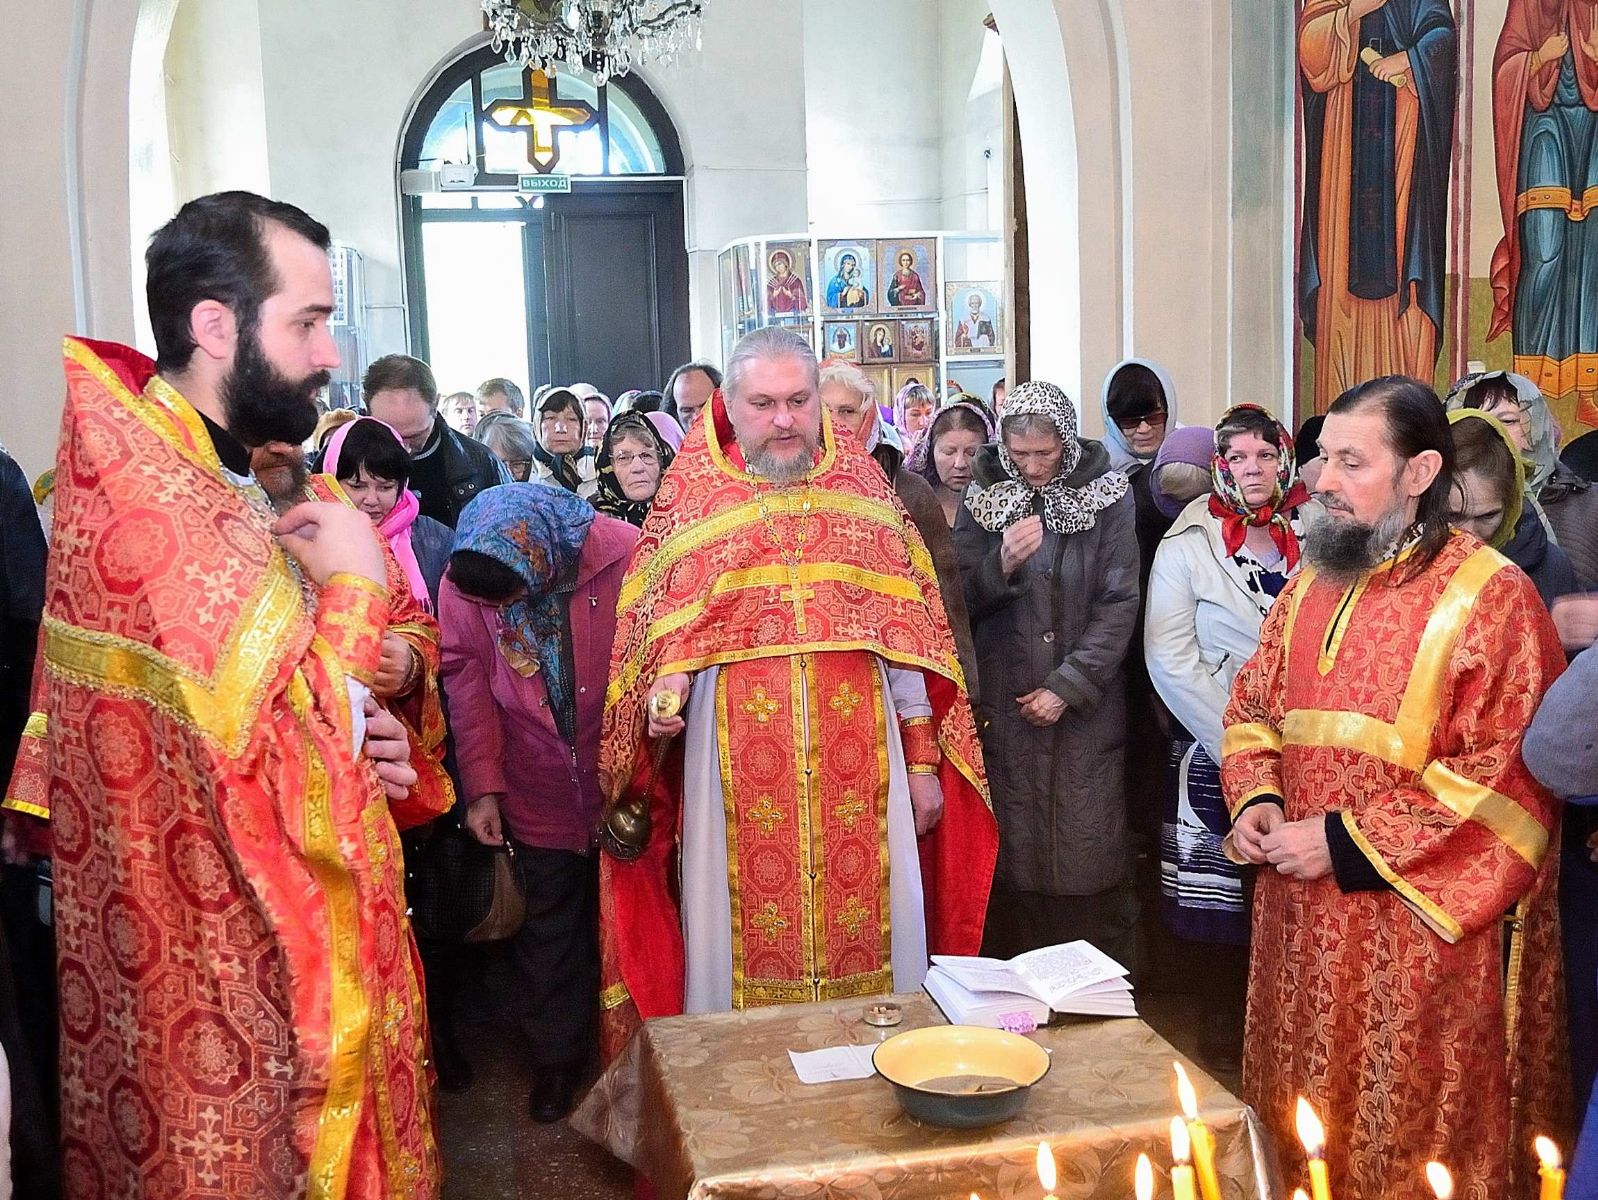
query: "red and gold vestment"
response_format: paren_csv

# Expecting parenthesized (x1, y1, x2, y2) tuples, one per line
(1222, 533, 1568, 1200)
(26, 339, 442, 1199)
(597, 396, 996, 1056)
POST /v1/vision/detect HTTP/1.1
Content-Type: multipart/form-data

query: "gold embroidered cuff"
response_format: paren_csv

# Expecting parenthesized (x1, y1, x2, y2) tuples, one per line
(318, 573, 392, 687)
(1339, 811, 1465, 944)
(898, 716, 939, 770)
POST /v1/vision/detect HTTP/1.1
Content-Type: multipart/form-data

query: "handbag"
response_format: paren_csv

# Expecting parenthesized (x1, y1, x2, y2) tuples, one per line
(403, 820, 527, 944)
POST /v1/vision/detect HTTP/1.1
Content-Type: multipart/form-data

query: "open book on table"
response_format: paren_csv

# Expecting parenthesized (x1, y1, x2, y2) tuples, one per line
(923, 940, 1136, 1028)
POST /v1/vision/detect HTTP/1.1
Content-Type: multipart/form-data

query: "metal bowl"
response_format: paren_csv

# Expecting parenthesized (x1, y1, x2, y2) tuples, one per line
(872, 1025, 1051, 1129)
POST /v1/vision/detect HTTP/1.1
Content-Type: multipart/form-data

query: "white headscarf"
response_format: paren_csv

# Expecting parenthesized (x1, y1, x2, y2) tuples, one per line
(966, 381, 1129, 535)
(1100, 357, 1179, 471)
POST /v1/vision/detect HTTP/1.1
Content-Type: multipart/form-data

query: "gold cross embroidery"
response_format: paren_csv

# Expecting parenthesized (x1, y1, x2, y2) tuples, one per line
(739, 686, 780, 724)
(752, 902, 789, 943)
(833, 792, 865, 831)
(747, 795, 786, 836)
(836, 895, 870, 938)
(779, 573, 816, 635)
(829, 681, 865, 723)
(485, 68, 598, 173)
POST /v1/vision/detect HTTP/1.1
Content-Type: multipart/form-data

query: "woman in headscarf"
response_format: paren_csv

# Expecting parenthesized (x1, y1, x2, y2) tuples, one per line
(322, 416, 454, 609)
(1446, 370, 1598, 586)
(893, 381, 937, 444)
(438, 483, 638, 1122)
(954, 381, 1140, 963)
(531, 387, 599, 500)
(592, 411, 677, 526)
(1147, 425, 1217, 523)
(1447, 409, 1577, 608)
(1143, 403, 1306, 1067)
(909, 397, 994, 527)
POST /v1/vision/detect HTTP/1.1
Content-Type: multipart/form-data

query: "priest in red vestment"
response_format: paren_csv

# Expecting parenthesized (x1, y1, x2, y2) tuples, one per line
(596, 326, 996, 1057)
(1223, 375, 1568, 1200)
(20, 192, 445, 1199)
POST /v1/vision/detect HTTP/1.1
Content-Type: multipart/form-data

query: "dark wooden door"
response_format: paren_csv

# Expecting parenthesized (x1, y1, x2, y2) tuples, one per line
(540, 180, 689, 398)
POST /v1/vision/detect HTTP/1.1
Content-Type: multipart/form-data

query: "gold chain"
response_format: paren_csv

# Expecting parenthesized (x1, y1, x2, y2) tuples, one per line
(753, 481, 815, 571)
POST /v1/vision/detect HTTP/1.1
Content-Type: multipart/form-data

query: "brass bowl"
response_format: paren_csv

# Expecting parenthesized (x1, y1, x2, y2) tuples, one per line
(872, 1025, 1050, 1128)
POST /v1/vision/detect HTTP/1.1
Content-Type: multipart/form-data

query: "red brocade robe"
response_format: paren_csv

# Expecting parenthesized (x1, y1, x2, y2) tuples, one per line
(1221, 534, 1568, 1200)
(597, 397, 997, 1057)
(23, 339, 444, 1199)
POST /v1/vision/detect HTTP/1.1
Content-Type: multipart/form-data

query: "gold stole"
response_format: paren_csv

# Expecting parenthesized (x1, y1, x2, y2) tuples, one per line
(716, 650, 892, 1007)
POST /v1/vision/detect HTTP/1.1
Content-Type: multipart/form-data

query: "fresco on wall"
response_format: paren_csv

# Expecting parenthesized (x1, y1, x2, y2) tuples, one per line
(1296, 0, 1598, 440)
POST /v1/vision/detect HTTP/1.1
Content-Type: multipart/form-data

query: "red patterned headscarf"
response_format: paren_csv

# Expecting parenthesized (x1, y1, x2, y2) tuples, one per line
(1207, 403, 1308, 570)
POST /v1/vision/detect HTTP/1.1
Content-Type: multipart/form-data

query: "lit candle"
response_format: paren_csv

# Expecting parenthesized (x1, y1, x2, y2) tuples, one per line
(1295, 1098, 1332, 1200)
(1136, 1153, 1154, 1200)
(1292, 1190, 1310, 1200)
(1425, 1162, 1454, 1200)
(1174, 1062, 1223, 1200)
(1037, 1140, 1058, 1200)
(1171, 1116, 1199, 1200)
(1536, 1137, 1565, 1200)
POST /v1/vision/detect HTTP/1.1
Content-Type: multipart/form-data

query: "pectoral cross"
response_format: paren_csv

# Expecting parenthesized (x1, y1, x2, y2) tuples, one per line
(779, 571, 815, 635)
(485, 68, 597, 173)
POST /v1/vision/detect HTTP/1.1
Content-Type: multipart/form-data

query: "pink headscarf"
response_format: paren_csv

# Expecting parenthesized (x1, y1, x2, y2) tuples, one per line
(322, 417, 432, 610)
(644, 410, 685, 452)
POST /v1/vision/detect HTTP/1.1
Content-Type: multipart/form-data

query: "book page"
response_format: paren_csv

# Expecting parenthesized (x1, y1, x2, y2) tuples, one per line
(1011, 941, 1129, 1008)
(927, 955, 1035, 1000)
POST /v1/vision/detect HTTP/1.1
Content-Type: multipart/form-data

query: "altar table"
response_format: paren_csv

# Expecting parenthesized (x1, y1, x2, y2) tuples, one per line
(571, 993, 1280, 1200)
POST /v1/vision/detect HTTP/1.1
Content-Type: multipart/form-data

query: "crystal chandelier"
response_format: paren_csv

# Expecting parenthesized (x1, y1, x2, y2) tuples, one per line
(483, 0, 707, 86)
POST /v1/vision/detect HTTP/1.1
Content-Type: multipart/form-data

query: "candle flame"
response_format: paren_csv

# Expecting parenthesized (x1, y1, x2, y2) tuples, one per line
(1295, 1097, 1326, 1156)
(1171, 1115, 1192, 1164)
(1174, 1061, 1200, 1120)
(1425, 1162, 1454, 1200)
(1036, 1141, 1057, 1192)
(1136, 1153, 1155, 1200)
(1535, 1136, 1562, 1171)
(1293, 1191, 1310, 1200)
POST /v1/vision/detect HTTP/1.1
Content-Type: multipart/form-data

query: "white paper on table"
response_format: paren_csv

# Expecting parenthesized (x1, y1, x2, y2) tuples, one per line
(787, 1045, 880, 1084)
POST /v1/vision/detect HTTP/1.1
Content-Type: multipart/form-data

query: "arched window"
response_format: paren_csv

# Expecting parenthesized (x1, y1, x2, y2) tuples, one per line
(401, 45, 682, 184)
(399, 43, 688, 401)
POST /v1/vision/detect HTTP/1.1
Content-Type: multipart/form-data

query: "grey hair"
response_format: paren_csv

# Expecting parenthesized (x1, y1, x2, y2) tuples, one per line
(725, 326, 820, 402)
(818, 360, 876, 407)
(1155, 461, 1211, 505)
(1001, 412, 1059, 442)
(478, 415, 539, 464)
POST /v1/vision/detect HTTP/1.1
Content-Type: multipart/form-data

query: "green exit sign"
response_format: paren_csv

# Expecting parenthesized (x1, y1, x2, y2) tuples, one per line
(519, 174, 572, 193)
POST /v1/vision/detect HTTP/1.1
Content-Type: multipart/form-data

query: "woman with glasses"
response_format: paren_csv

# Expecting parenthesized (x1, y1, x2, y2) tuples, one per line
(1445, 370, 1598, 587)
(531, 388, 599, 500)
(593, 412, 677, 526)
(476, 410, 540, 485)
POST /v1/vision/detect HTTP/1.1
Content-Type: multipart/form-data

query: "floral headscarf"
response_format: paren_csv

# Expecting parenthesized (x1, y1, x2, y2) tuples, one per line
(1443, 370, 1560, 495)
(965, 381, 1129, 534)
(1207, 403, 1309, 571)
(909, 399, 995, 488)
(453, 484, 595, 733)
(593, 412, 676, 527)
(1446, 409, 1525, 551)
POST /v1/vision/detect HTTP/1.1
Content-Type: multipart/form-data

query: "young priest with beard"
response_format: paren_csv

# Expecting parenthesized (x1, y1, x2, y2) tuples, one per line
(1220, 375, 1569, 1200)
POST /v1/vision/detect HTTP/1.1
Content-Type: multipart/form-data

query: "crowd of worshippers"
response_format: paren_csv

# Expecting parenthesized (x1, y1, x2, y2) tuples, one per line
(8, 198, 1598, 1198)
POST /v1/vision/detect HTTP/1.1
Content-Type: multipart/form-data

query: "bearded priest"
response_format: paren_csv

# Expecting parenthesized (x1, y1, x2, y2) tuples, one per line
(596, 326, 996, 1054)
(1222, 375, 1568, 1200)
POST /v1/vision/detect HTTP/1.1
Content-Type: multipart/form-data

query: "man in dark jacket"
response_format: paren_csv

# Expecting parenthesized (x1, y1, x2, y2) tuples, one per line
(364, 354, 508, 527)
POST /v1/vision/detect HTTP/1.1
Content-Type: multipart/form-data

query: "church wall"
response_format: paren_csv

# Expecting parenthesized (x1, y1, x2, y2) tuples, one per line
(938, 0, 1005, 234)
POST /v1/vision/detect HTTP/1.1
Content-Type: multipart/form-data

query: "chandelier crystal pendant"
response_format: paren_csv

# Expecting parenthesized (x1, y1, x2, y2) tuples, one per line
(483, 0, 707, 86)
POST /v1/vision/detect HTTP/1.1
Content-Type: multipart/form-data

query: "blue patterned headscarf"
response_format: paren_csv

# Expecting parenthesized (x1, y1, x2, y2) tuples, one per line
(454, 483, 595, 724)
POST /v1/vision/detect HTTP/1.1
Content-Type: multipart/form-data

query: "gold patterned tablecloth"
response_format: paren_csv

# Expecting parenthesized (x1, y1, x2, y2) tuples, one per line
(572, 994, 1281, 1200)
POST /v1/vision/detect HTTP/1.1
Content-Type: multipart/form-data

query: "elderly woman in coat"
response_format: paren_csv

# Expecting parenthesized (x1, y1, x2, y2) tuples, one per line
(1142, 403, 1306, 1064)
(954, 381, 1141, 963)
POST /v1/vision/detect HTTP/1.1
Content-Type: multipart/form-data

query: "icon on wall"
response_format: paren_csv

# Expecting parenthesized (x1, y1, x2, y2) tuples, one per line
(899, 317, 936, 362)
(820, 241, 875, 314)
(946, 282, 1001, 355)
(862, 320, 898, 364)
(822, 320, 860, 361)
(764, 241, 812, 317)
(878, 239, 936, 312)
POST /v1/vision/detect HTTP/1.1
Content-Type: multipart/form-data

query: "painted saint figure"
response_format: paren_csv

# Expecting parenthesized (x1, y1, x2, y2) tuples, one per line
(1490, 0, 1598, 427)
(766, 249, 809, 316)
(1297, 0, 1457, 414)
(954, 292, 997, 350)
(888, 251, 928, 308)
(826, 253, 871, 309)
